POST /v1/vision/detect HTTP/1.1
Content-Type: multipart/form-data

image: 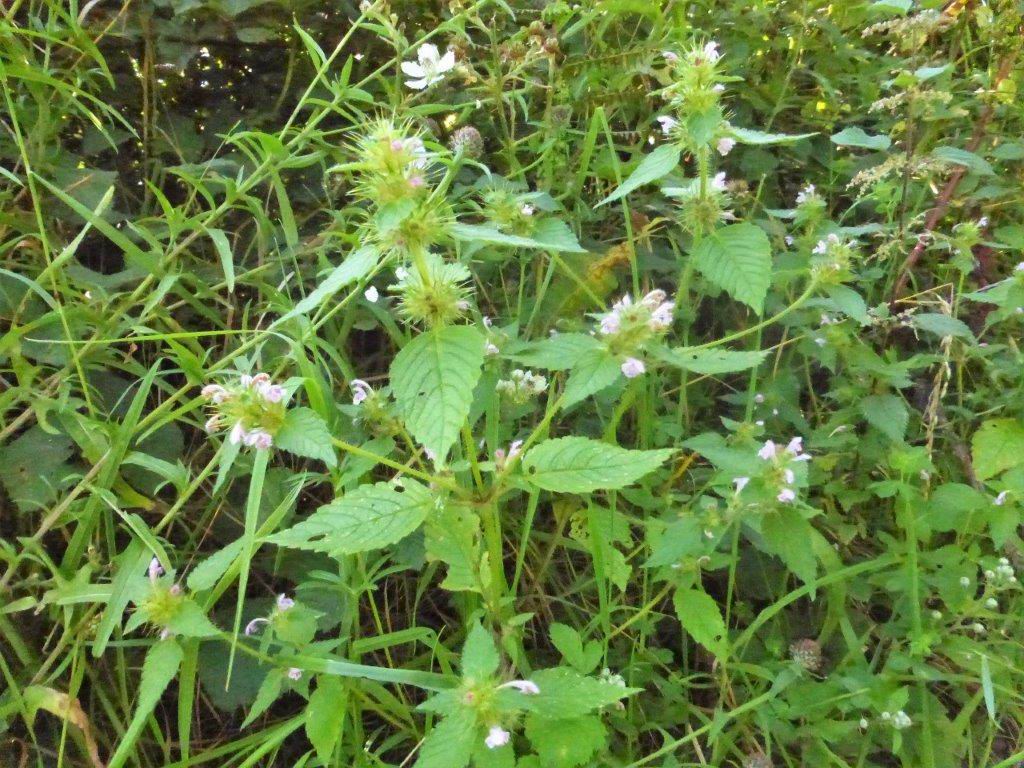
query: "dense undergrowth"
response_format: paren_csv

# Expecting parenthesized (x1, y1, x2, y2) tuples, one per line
(1, 1, 1024, 766)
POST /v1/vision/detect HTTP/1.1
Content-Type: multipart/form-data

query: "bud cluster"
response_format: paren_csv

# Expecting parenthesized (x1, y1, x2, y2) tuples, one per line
(496, 369, 548, 404)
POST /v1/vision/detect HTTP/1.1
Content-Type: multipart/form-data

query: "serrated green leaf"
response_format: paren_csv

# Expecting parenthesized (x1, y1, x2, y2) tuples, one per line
(526, 714, 605, 768)
(269, 480, 433, 555)
(692, 223, 772, 314)
(860, 394, 909, 442)
(306, 677, 346, 763)
(760, 509, 818, 585)
(830, 126, 891, 151)
(597, 144, 680, 206)
(653, 345, 768, 375)
(275, 407, 336, 466)
(729, 127, 816, 145)
(528, 668, 639, 718)
(186, 540, 244, 593)
(462, 623, 499, 681)
(414, 706, 477, 768)
(521, 437, 672, 493)
(107, 640, 183, 768)
(391, 325, 485, 461)
(911, 312, 975, 341)
(450, 221, 585, 253)
(972, 419, 1024, 480)
(562, 348, 623, 407)
(508, 333, 603, 370)
(673, 587, 726, 657)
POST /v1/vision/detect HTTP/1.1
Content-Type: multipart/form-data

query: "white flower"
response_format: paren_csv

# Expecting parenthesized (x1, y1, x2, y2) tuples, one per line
(985, 597, 998, 609)
(785, 437, 812, 461)
(812, 233, 840, 255)
(757, 440, 778, 460)
(485, 342, 499, 356)
(498, 679, 540, 695)
(655, 115, 678, 135)
(287, 667, 303, 680)
(710, 172, 727, 192)
(702, 41, 721, 63)
(891, 711, 912, 730)
(777, 487, 796, 503)
(201, 384, 229, 404)
(795, 184, 816, 205)
(395, 266, 409, 281)
(148, 557, 164, 582)
(520, 204, 534, 217)
(229, 421, 247, 445)
(599, 311, 622, 335)
(716, 137, 736, 156)
(351, 379, 373, 405)
(276, 594, 294, 611)
(485, 725, 510, 749)
(785, 235, 794, 246)
(245, 429, 273, 450)
(859, 718, 869, 729)
(244, 617, 270, 636)
(254, 378, 285, 404)
(204, 414, 221, 433)
(663, 50, 679, 64)
(621, 357, 646, 378)
(733, 476, 750, 492)
(401, 43, 455, 90)
(978, 216, 989, 228)
(783, 468, 795, 485)
(994, 490, 1009, 506)
(364, 286, 379, 302)
(712, 83, 725, 93)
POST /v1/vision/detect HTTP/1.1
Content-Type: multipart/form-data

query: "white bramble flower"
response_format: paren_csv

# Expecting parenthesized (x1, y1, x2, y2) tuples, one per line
(485, 342, 500, 356)
(485, 726, 511, 749)
(717, 137, 736, 156)
(401, 43, 455, 90)
(498, 679, 540, 695)
(960, 576, 971, 587)
(496, 369, 548, 403)
(621, 357, 646, 378)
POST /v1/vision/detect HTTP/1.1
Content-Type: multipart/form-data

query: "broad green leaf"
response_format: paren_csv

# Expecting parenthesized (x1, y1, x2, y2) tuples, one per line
(521, 437, 672, 493)
(597, 144, 680, 206)
(306, 677, 346, 764)
(275, 246, 378, 325)
(931, 146, 994, 176)
(275, 407, 337, 466)
(450, 221, 585, 253)
(729, 127, 815, 145)
(425, 504, 480, 592)
(830, 127, 891, 151)
(692, 223, 772, 314)
(653, 346, 768, 375)
(508, 333, 603, 370)
(761, 509, 818, 585)
(912, 312, 975, 341)
(186, 540, 244, 592)
(972, 419, 1024, 480)
(242, 672, 283, 729)
(528, 668, 639, 718)
(461, 623, 500, 681)
(525, 714, 605, 768)
(269, 480, 433, 555)
(860, 394, 909, 442)
(391, 325, 486, 460)
(107, 640, 183, 768)
(562, 348, 623, 407)
(0, 425, 74, 513)
(673, 587, 726, 657)
(414, 706, 477, 768)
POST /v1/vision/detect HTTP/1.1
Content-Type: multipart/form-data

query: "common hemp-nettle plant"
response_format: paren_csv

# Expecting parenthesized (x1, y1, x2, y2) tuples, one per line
(1, 1, 1023, 768)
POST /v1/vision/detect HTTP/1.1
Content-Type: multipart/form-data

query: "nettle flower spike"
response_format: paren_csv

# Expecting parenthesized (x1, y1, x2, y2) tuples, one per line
(496, 369, 548, 405)
(758, 437, 811, 504)
(597, 290, 675, 374)
(202, 372, 286, 450)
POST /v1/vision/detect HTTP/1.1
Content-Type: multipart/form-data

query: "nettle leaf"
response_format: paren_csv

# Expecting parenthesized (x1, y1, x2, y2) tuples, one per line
(275, 246, 377, 325)
(269, 480, 433, 555)
(521, 437, 672, 493)
(275, 407, 336, 466)
(186, 540, 244, 593)
(414, 705, 477, 768)
(860, 394, 909, 443)
(525, 713, 605, 768)
(972, 419, 1024, 480)
(529, 668, 639, 718)
(729, 127, 815, 145)
(508, 333, 603, 370)
(425, 504, 480, 592)
(653, 345, 768, 375)
(450, 220, 585, 253)
(391, 325, 485, 460)
(462, 623, 500, 681)
(549, 623, 602, 674)
(760, 509, 819, 585)
(597, 144, 680, 207)
(306, 677, 346, 764)
(830, 126, 891, 151)
(673, 587, 726, 657)
(912, 313, 976, 341)
(692, 223, 772, 314)
(562, 348, 623, 407)
(931, 146, 995, 176)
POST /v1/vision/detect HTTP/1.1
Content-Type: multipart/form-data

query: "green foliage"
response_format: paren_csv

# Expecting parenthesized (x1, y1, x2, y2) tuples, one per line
(2, 1, 1024, 767)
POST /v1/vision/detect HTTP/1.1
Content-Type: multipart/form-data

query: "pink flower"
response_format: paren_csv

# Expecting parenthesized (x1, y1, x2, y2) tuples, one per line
(758, 440, 778, 460)
(229, 421, 247, 445)
(287, 667, 303, 680)
(351, 379, 373, 405)
(717, 137, 736, 156)
(621, 357, 646, 378)
(777, 487, 796, 503)
(276, 594, 295, 611)
(245, 430, 273, 450)
(702, 41, 721, 63)
(244, 617, 270, 636)
(148, 557, 164, 582)
(656, 115, 678, 136)
(201, 384, 229, 403)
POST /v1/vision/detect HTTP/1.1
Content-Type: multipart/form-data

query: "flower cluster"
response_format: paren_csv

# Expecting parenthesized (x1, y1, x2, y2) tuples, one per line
(597, 289, 675, 378)
(449, 125, 484, 159)
(391, 253, 473, 327)
(244, 593, 295, 636)
(809, 233, 857, 284)
(202, 372, 286, 450)
(983, 557, 1016, 588)
(494, 439, 523, 470)
(142, 557, 183, 641)
(880, 710, 913, 730)
(789, 638, 823, 672)
(496, 369, 548, 404)
(750, 437, 811, 503)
